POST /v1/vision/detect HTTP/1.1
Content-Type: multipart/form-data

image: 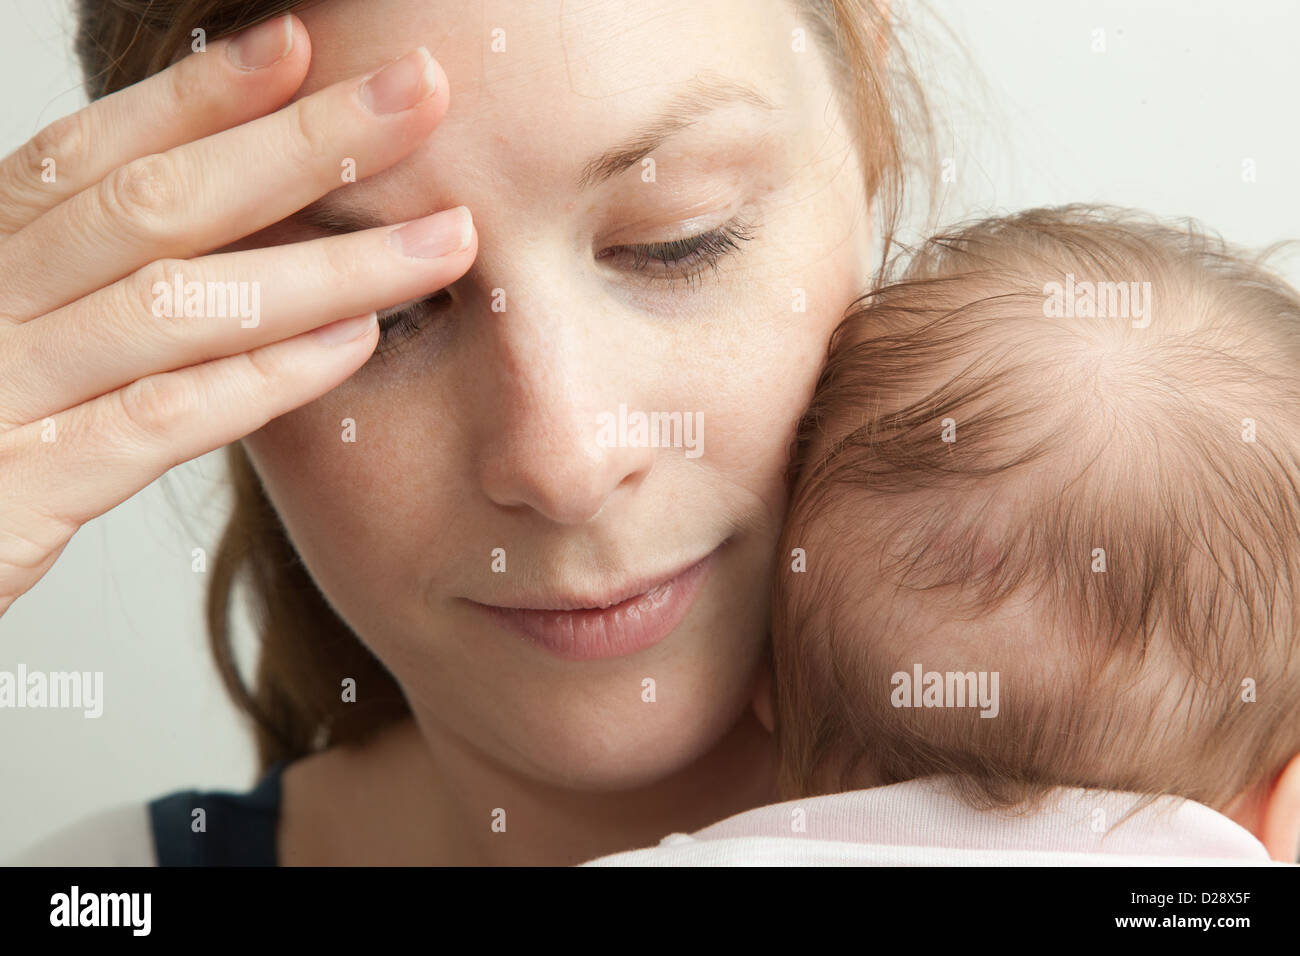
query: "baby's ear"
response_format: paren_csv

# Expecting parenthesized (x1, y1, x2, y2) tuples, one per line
(1259, 753, 1300, 862)
(751, 654, 776, 734)
(1227, 752, 1300, 862)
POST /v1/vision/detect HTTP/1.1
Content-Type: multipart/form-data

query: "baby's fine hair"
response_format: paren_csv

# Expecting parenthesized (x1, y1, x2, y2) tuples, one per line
(772, 204, 1300, 811)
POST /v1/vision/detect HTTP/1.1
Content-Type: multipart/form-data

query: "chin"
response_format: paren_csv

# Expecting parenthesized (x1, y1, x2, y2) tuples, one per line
(515, 687, 758, 793)
(398, 534, 776, 791)
(526, 600, 771, 791)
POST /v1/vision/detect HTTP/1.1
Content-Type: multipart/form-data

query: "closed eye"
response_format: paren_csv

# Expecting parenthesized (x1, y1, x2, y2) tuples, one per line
(374, 289, 452, 353)
(371, 214, 758, 357)
(595, 214, 756, 290)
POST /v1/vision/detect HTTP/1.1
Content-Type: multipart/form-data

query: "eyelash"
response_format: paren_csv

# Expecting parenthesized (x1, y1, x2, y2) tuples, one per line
(373, 214, 757, 352)
(374, 296, 444, 355)
(599, 214, 757, 290)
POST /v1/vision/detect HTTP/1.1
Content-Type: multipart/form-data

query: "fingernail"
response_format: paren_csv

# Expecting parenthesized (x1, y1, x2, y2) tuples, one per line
(227, 15, 294, 71)
(360, 47, 438, 115)
(312, 312, 377, 345)
(388, 207, 473, 258)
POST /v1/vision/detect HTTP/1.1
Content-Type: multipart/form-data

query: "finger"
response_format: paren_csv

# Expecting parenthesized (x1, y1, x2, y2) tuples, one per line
(0, 45, 448, 321)
(0, 14, 310, 237)
(0, 207, 476, 428)
(0, 310, 380, 566)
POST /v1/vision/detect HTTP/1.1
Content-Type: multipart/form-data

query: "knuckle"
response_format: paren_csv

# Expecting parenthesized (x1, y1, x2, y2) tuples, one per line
(318, 234, 370, 286)
(0, 481, 83, 562)
(98, 153, 179, 240)
(115, 372, 192, 441)
(291, 96, 337, 164)
(0, 114, 83, 226)
(128, 258, 194, 325)
(23, 112, 84, 181)
(239, 342, 281, 386)
(165, 57, 208, 110)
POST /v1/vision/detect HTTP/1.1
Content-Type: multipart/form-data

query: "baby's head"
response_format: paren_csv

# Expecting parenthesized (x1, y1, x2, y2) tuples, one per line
(771, 204, 1300, 813)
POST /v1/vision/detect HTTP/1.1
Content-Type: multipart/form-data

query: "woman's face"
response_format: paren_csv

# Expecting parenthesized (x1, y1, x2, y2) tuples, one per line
(242, 0, 871, 789)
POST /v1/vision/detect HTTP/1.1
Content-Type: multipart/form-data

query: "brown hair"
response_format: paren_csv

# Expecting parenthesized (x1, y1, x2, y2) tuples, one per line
(774, 203, 1300, 812)
(72, 0, 935, 774)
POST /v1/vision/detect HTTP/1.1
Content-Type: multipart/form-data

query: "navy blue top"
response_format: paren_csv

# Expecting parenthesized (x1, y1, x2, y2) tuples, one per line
(148, 760, 288, 866)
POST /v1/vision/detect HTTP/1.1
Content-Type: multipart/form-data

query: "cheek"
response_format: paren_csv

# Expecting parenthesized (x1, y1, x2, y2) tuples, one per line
(686, 205, 866, 525)
(239, 386, 465, 628)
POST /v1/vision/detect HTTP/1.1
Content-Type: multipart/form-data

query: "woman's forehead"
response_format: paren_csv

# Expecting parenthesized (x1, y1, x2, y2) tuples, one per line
(279, 0, 840, 230)
(292, 0, 811, 116)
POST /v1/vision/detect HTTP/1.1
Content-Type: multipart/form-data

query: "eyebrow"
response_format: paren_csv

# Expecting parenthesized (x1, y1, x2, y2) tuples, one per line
(575, 73, 779, 189)
(292, 72, 778, 235)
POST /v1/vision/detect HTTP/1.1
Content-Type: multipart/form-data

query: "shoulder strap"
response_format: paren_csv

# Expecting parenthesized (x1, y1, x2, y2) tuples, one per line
(148, 760, 286, 866)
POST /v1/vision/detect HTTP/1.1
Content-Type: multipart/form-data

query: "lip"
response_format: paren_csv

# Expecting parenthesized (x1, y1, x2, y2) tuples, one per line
(467, 546, 721, 661)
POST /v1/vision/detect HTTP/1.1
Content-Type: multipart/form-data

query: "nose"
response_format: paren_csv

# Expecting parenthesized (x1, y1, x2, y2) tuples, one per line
(478, 396, 656, 525)
(474, 329, 656, 527)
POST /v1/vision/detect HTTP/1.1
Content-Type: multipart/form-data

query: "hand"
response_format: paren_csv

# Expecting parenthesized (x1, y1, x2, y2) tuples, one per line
(0, 15, 476, 618)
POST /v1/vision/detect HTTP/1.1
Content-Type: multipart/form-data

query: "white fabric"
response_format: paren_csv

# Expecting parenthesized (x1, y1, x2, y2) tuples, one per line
(5, 802, 156, 867)
(6, 776, 1286, 867)
(583, 776, 1289, 867)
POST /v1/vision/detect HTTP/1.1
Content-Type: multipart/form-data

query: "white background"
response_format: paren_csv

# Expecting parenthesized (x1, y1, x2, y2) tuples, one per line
(1, 0, 1298, 859)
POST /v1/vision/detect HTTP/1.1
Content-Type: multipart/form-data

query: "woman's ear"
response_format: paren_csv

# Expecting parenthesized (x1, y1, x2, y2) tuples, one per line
(751, 653, 775, 734)
(1257, 753, 1300, 862)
